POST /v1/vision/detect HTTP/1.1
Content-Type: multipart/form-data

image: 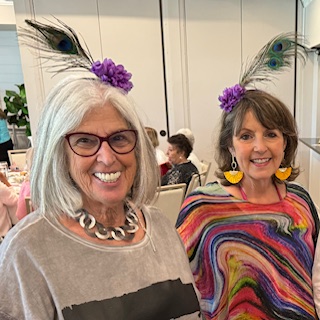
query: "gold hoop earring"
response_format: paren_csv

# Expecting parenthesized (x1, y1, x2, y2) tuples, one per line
(224, 155, 243, 184)
(275, 166, 292, 181)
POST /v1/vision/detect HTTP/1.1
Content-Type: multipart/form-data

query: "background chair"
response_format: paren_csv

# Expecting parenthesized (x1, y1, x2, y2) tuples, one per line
(153, 183, 186, 225)
(200, 159, 211, 185)
(200, 159, 211, 174)
(185, 173, 200, 198)
(25, 196, 33, 214)
(184, 171, 208, 199)
(7, 149, 28, 170)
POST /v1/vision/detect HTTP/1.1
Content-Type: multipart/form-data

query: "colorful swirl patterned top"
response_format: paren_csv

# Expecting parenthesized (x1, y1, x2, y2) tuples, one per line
(176, 181, 319, 320)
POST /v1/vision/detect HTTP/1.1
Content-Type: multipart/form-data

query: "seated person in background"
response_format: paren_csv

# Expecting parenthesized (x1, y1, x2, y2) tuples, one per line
(161, 134, 199, 189)
(16, 147, 34, 220)
(0, 172, 18, 242)
(176, 128, 202, 172)
(0, 108, 14, 166)
(145, 126, 171, 176)
(145, 127, 167, 165)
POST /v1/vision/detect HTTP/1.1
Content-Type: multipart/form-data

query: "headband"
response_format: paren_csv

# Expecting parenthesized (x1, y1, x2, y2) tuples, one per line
(218, 32, 308, 113)
(19, 17, 133, 93)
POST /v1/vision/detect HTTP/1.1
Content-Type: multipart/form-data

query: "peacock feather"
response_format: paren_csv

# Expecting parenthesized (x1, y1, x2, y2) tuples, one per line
(19, 17, 94, 74)
(18, 17, 133, 92)
(239, 32, 308, 88)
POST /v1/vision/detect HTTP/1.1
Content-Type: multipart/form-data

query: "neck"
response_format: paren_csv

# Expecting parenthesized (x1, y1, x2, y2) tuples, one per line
(239, 180, 282, 203)
(75, 202, 140, 241)
(82, 202, 126, 226)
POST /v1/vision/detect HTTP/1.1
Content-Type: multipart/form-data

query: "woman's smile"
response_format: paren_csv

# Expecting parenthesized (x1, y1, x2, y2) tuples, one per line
(232, 111, 286, 184)
(94, 171, 121, 183)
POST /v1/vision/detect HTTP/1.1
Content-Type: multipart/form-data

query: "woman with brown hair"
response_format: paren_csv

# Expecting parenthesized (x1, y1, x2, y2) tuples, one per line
(176, 34, 319, 319)
(177, 89, 319, 320)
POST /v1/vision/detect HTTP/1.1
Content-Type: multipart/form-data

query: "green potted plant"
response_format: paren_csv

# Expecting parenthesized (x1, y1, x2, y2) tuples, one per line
(3, 83, 31, 137)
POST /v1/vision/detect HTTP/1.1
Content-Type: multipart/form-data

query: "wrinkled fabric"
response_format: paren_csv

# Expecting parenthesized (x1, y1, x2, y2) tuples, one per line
(177, 181, 319, 320)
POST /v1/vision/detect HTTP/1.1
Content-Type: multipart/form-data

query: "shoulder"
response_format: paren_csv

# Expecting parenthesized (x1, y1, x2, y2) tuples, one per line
(179, 161, 198, 173)
(190, 181, 228, 197)
(189, 161, 199, 172)
(176, 182, 230, 226)
(287, 181, 309, 192)
(286, 182, 319, 241)
(286, 182, 314, 202)
(0, 211, 45, 258)
(0, 182, 18, 198)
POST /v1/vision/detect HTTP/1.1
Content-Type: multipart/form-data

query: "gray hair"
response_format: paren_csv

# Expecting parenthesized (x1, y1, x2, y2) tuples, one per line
(176, 128, 195, 147)
(31, 75, 159, 218)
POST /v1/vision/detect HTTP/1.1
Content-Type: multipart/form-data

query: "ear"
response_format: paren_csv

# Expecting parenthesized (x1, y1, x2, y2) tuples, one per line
(283, 137, 287, 151)
(177, 148, 185, 157)
(228, 147, 235, 156)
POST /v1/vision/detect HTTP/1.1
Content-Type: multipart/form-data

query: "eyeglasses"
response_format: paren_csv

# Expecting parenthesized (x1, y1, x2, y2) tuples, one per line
(65, 130, 138, 157)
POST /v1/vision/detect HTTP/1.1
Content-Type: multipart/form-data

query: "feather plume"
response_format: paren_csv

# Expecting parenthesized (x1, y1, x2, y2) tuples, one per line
(19, 17, 94, 74)
(239, 32, 308, 87)
(18, 17, 134, 92)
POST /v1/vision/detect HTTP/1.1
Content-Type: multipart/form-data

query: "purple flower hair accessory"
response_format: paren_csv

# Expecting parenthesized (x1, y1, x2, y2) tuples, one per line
(90, 58, 133, 93)
(218, 84, 246, 113)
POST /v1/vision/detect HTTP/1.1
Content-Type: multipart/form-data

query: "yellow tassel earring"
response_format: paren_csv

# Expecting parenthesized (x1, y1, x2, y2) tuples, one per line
(275, 166, 292, 181)
(224, 155, 243, 184)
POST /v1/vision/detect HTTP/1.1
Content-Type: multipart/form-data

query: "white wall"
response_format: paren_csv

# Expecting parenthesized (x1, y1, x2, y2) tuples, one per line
(304, 0, 320, 48)
(163, 0, 296, 181)
(3, 0, 299, 182)
(13, 0, 168, 149)
(0, 1, 16, 25)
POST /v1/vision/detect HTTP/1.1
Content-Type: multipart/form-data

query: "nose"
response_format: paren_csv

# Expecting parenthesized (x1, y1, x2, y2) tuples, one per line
(253, 136, 268, 153)
(96, 141, 116, 165)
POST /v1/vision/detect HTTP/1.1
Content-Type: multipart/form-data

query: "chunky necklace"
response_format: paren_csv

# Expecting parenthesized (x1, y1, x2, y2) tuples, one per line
(74, 202, 139, 241)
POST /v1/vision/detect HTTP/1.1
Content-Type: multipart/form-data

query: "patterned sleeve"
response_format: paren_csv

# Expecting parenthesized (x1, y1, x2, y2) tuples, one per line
(287, 183, 320, 246)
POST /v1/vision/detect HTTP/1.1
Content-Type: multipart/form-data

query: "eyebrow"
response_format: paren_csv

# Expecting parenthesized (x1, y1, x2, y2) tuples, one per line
(71, 129, 130, 136)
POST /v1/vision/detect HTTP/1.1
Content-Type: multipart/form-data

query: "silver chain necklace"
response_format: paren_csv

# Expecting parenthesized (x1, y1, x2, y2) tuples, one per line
(74, 202, 139, 241)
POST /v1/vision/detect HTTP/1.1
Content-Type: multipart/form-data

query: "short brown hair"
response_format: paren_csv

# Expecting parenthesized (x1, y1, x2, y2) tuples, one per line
(168, 134, 193, 158)
(215, 90, 299, 185)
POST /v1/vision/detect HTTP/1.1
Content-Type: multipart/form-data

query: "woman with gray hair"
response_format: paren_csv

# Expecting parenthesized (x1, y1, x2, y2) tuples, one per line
(0, 75, 201, 319)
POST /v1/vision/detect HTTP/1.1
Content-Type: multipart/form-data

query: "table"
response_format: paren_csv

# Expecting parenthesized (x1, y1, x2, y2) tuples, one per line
(7, 171, 27, 194)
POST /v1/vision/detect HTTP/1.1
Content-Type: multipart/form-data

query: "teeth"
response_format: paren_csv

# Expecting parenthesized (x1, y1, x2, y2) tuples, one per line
(94, 171, 121, 182)
(252, 158, 269, 164)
